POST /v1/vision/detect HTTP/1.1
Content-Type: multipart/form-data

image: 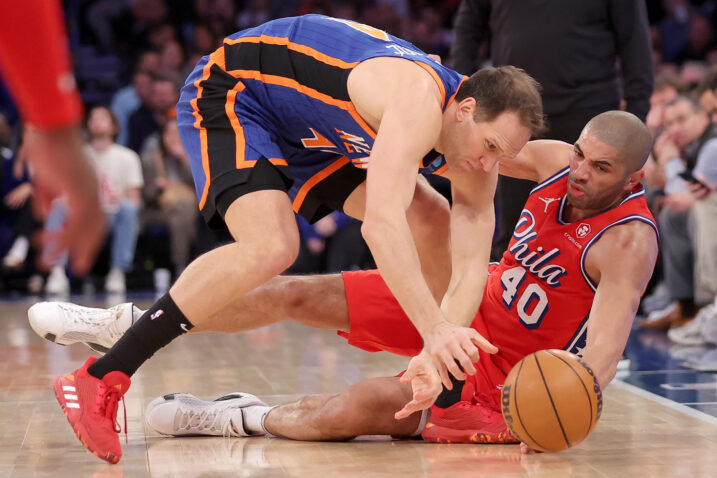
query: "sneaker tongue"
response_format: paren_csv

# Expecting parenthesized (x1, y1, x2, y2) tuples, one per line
(102, 371, 131, 395)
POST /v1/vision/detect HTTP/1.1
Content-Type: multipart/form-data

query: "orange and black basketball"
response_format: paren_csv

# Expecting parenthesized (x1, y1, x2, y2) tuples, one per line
(501, 349, 602, 452)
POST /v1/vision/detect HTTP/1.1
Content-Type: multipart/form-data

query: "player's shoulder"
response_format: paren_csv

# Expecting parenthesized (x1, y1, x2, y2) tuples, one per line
(599, 219, 657, 245)
(529, 140, 573, 183)
(589, 219, 658, 268)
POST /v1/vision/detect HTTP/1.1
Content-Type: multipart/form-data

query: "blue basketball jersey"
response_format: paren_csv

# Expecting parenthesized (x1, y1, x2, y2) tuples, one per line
(178, 14, 465, 224)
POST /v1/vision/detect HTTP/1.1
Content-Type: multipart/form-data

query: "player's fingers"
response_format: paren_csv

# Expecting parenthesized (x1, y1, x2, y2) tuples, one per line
(470, 330, 498, 354)
(520, 442, 542, 455)
(454, 341, 477, 375)
(394, 400, 421, 420)
(435, 361, 453, 390)
(461, 334, 481, 363)
(445, 346, 470, 379)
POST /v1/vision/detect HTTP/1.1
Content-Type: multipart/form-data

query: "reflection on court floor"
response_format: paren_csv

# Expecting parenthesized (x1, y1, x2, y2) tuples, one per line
(1, 296, 716, 477)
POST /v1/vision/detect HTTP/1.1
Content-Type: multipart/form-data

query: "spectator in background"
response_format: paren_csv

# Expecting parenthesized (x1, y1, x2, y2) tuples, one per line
(44, 107, 144, 295)
(0, 113, 40, 278)
(127, 76, 179, 153)
(159, 40, 187, 78)
(111, 69, 154, 146)
(450, 0, 654, 262)
(647, 72, 685, 134)
(236, 0, 273, 31)
(697, 67, 717, 122)
(643, 95, 717, 330)
(289, 212, 373, 275)
(140, 119, 198, 277)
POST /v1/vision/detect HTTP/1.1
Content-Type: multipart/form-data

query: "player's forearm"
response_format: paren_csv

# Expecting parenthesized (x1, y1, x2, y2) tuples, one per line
(582, 298, 640, 390)
(361, 214, 444, 338)
(440, 202, 494, 326)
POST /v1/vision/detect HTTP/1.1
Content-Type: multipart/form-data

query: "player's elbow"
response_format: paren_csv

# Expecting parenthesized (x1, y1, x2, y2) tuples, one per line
(360, 214, 391, 248)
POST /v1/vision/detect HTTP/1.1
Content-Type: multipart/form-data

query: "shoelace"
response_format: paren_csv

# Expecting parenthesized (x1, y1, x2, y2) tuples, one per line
(95, 382, 128, 443)
(58, 303, 128, 343)
(177, 406, 242, 437)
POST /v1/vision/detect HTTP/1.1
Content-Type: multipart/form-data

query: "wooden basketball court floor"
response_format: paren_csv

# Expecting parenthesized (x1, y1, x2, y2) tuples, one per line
(1, 297, 716, 478)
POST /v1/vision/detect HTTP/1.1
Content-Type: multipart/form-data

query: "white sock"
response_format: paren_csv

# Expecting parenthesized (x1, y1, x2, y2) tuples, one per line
(242, 405, 274, 435)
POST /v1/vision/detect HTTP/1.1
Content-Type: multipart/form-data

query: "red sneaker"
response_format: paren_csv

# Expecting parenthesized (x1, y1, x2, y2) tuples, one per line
(53, 357, 130, 464)
(422, 400, 519, 444)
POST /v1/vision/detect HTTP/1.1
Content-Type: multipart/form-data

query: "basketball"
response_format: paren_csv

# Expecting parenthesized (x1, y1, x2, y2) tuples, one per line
(501, 349, 603, 452)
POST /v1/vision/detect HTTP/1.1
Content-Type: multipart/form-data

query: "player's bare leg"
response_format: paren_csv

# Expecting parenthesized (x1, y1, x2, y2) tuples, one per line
(146, 377, 423, 441)
(200, 273, 350, 333)
(264, 377, 420, 440)
(170, 190, 300, 328)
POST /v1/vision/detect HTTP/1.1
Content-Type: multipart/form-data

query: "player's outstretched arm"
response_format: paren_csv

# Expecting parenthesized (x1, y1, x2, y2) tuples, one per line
(353, 59, 488, 386)
(581, 221, 658, 389)
(498, 139, 572, 182)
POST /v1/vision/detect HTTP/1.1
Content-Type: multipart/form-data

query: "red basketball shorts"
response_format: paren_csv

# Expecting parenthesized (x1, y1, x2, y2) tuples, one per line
(339, 270, 507, 411)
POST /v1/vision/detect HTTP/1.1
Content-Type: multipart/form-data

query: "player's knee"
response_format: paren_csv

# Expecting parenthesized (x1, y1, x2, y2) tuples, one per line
(411, 184, 450, 231)
(260, 227, 300, 272)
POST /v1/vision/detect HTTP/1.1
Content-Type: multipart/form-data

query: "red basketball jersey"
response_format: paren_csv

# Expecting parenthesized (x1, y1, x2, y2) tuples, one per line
(468, 166, 657, 408)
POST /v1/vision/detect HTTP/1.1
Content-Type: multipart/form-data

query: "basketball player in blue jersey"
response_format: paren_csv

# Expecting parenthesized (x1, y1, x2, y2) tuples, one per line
(46, 14, 544, 463)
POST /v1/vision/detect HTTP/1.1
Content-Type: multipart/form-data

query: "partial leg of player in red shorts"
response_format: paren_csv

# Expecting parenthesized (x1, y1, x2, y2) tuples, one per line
(40, 270, 515, 442)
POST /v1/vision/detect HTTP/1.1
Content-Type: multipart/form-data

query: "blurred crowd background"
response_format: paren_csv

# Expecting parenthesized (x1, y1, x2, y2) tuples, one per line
(0, 0, 716, 348)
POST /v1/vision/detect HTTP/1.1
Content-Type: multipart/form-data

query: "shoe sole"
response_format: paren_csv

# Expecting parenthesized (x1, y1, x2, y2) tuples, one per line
(53, 376, 120, 464)
(422, 423, 519, 444)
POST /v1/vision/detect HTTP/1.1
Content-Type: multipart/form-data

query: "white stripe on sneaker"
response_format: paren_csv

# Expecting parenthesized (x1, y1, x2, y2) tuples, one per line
(64, 394, 78, 400)
(62, 386, 76, 392)
(66, 403, 80, 409)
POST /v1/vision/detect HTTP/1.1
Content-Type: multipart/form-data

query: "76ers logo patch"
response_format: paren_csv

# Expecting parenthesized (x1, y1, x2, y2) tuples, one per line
(576, 223, 591, 238)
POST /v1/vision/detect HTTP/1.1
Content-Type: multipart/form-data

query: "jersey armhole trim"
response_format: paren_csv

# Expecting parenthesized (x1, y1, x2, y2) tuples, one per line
(579, 215, 659, 292)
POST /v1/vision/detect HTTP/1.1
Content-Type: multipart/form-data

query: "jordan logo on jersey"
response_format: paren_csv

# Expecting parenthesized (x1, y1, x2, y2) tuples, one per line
(511, 210, 568, 287)
(538, 196, 560, 213)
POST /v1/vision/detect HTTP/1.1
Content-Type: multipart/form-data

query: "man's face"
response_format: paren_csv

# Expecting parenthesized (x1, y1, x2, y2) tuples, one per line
(664, 99, 708, 148)
(567, 131, 631, 212)
(87, 107, 116, 137)
(443, 106, 531, 173)
(151, 81, 179, 113)
(699, 89, 717, 123)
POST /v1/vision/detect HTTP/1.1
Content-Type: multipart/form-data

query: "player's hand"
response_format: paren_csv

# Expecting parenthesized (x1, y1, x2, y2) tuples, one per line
(395, 351, 442, 420)
(24, 125, 106, 275)
(424, 320, 498, 388)
(520, 442, 543, 454)
(4, 183, 33, 209)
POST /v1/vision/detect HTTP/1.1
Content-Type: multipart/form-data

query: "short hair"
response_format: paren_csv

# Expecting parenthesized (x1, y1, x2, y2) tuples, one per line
(654, 71, 685, 94)
(666, 94, 703, 113)
(583, 111, 653, 172)
(696, 66, 717, 96)
(455, 66, 546, 136)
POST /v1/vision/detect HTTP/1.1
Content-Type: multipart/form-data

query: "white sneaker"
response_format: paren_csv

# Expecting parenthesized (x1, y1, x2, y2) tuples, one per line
(27, 301, 140, 354)
(105, 267, 126, 294)
(45, 265, 70, 295)
(146, 393, 268, 437)
(699, 302, 717, 345)
(668, 305, 715, 345)
(2, 236, 29, 268)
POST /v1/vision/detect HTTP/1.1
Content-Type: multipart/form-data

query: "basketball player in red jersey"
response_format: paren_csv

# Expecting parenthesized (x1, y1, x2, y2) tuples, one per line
(0, 0, 105, 273)
(31, 111, 658, 449)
